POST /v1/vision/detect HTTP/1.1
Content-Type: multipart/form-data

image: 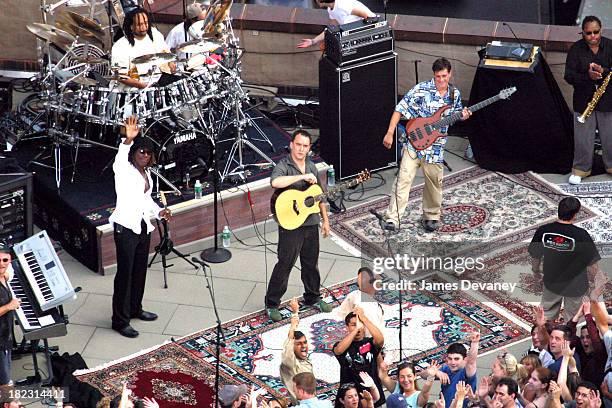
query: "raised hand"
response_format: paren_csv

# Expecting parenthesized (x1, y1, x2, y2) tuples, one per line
(455, 381, 468, 400)
(468, 330, 481, 343)
(588, 389, 602, 408)
(437, 370, 450, 385)
(142, 397, 160, 408)
(434, 393, 445, 408)
(534, 305, 546, 327)
(561, 340, 575, 359)
(361, 390, 373, 403)
(548, 381, 561, 400)
(359, 372, 376, 389)
(123, 116, 139, 142)
(477, 376, 491, 399)
(290, 297, 299, 314)
(424, 361, 440, 378)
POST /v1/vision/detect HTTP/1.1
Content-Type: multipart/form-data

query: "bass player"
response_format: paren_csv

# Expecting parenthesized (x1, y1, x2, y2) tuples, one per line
(265, 129, 332, 322)
(380, 57, 471, 232)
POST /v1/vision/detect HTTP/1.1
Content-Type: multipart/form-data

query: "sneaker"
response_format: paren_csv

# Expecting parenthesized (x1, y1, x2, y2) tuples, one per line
(568, 174, 582, 185)
(314, 300, 332, 313)
(267, 308, 282, 322)
(422, 219, 439, 232)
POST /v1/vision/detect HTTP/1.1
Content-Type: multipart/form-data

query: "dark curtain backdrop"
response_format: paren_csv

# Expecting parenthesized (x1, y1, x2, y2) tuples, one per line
(466, 51, 574, 174)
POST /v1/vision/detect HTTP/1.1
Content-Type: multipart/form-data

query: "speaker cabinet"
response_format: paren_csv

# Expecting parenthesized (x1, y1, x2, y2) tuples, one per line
(319, 54, 398, 180)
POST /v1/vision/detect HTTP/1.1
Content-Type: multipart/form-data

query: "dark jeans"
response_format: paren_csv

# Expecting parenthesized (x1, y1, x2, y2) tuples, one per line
(112, 220, 151, 329)
(0, 349, 10, 385)
(265, 224, 321, 309)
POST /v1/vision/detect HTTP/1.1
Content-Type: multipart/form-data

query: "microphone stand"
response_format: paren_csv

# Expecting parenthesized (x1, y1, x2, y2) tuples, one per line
(369, 210, 403, 361)
(192, 257, 225, 408)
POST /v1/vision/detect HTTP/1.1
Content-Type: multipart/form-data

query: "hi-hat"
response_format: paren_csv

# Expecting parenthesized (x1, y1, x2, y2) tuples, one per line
(132, 52, 176, 65)
(27, 23, 75, 51)
(61, 10, 104, 34)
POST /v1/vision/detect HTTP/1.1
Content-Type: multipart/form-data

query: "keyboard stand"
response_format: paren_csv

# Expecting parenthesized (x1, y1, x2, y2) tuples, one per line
(15, 339, 54, 386)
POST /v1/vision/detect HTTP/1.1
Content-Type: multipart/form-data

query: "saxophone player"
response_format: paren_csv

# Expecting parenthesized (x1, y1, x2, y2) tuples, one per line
(564, 16, 612, 184)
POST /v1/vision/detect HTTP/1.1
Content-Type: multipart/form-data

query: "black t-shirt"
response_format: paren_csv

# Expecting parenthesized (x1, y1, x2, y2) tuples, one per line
(528, 222, 600, 296)
(334, 337, 385, 407)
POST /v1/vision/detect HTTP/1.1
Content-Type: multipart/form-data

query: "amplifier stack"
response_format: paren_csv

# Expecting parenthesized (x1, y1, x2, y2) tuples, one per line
(319, 16, 397, 180)
(0, 173, 33, 247)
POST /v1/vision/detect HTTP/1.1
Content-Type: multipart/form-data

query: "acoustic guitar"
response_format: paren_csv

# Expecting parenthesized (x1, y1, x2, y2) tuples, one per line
(271, 170, 371, 230)
(401, 86, 517, 150)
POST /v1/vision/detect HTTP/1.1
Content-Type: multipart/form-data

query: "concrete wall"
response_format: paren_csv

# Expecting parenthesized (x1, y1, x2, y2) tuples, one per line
(0, 3, 574, 105)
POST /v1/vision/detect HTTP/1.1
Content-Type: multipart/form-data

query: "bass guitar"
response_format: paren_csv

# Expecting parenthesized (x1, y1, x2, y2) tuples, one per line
(271, 170, 371, 230)
(402, 86, 517, 150)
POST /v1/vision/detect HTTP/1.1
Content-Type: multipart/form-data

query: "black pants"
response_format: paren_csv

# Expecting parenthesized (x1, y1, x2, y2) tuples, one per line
(112, 220, 151, 329)
(265, 224, 321, 308)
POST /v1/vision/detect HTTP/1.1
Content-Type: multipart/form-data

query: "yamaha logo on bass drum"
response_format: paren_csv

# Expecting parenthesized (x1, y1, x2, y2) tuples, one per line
(173, 131, 197, 145)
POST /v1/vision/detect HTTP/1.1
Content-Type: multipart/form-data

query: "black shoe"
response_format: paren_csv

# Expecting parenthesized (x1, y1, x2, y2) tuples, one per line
(133, 310, 158, 321)
(113, 325, 139, 338)
(383, 221, 397, 231)
(422, 220, 439, 232)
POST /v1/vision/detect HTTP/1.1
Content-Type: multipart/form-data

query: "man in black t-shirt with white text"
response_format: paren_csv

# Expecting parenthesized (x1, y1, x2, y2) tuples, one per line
(333, 307, 385, 407)
(528, 197, 603, 322)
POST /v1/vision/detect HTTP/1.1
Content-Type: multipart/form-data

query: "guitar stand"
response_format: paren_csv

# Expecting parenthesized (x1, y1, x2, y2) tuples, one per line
(148, 219, 199, 289)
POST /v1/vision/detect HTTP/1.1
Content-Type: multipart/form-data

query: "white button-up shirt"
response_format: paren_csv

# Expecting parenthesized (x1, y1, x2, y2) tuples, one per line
(109, 141, 162, 234)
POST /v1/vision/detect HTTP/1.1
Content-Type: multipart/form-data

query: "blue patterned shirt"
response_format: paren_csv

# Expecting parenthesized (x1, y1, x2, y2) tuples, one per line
(396, 78, 463, 164)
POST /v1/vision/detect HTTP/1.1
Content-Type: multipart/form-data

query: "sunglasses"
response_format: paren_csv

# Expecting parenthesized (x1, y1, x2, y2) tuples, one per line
(340, 383, 356, 390)
(138, 149, 152, 156)
(0, 257, 10, 263)
(583, 30, 600, 36)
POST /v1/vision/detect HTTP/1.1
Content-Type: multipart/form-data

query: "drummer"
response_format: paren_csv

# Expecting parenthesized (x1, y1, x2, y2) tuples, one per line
(166, 2, 209, 63)
(111, 7, 176, 89)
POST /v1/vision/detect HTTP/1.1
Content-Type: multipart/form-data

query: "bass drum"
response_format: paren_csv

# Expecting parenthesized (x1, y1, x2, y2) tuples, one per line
(144, 118, 213, 185)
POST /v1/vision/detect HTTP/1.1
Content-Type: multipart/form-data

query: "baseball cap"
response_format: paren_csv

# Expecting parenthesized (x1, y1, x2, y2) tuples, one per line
(219, 384, 248, 405)
(386, 393, 409, 408)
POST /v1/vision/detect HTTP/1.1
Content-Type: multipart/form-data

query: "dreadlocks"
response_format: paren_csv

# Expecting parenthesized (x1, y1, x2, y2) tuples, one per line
(122, 7, 153, 46)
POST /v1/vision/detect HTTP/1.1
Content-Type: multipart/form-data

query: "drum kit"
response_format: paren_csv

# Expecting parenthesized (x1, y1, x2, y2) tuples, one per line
(21, 0, 275, 188)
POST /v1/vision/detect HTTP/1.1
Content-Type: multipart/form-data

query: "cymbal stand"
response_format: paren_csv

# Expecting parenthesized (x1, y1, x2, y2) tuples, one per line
(216, 65, 275, 182)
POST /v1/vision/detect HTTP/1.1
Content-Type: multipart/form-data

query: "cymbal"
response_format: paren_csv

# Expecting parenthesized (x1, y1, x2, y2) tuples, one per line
(55, 20, 105, 44)
(104, 73, 130, 80)
(132, 52, 176, 65)
(71, 76, 98, 86)
(61, 11, 104, 35)
(175, 38, 222, 54)
(27, 23, 75, 51)
(74, 56, 108, 64)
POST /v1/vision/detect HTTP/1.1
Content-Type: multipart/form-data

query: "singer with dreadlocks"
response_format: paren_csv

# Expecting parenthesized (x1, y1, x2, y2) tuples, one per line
(111, 6, 175, 89)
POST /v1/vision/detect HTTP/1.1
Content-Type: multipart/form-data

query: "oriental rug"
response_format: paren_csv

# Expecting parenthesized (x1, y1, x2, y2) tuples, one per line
(558, 181, 612, 258)
(329, 166, 600, 266)
(76, 274, 530, 404)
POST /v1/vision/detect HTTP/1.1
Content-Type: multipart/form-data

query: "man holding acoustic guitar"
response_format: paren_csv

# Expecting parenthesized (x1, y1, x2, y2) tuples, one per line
(381, 58, 472, 233)
(265, 130, 333, 322)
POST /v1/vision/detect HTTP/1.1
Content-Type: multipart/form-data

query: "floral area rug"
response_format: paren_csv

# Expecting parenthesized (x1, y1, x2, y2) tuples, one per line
(330, 166, 599, 266)
(558, 181, 612, 258)
(76, 275, 530, 404)
(75, 342, 214, 407)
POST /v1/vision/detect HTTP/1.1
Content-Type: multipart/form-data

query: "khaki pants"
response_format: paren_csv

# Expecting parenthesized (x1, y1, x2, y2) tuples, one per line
(540, 285, 583, 322)
(385, 147, 443, 225)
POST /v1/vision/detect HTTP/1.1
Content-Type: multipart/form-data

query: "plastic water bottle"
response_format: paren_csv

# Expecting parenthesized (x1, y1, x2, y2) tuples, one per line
(222, 226, 231, 248)
(194, 179, 203, 199)
(327, 166, 335, 187)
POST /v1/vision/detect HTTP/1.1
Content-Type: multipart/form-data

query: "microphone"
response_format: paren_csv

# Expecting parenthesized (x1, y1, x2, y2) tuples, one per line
(191, 257, 210, 268)
(502, 22, 528, 58)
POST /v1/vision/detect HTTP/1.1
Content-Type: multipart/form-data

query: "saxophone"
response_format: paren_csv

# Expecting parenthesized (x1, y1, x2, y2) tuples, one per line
(577, 71, 611, 123)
